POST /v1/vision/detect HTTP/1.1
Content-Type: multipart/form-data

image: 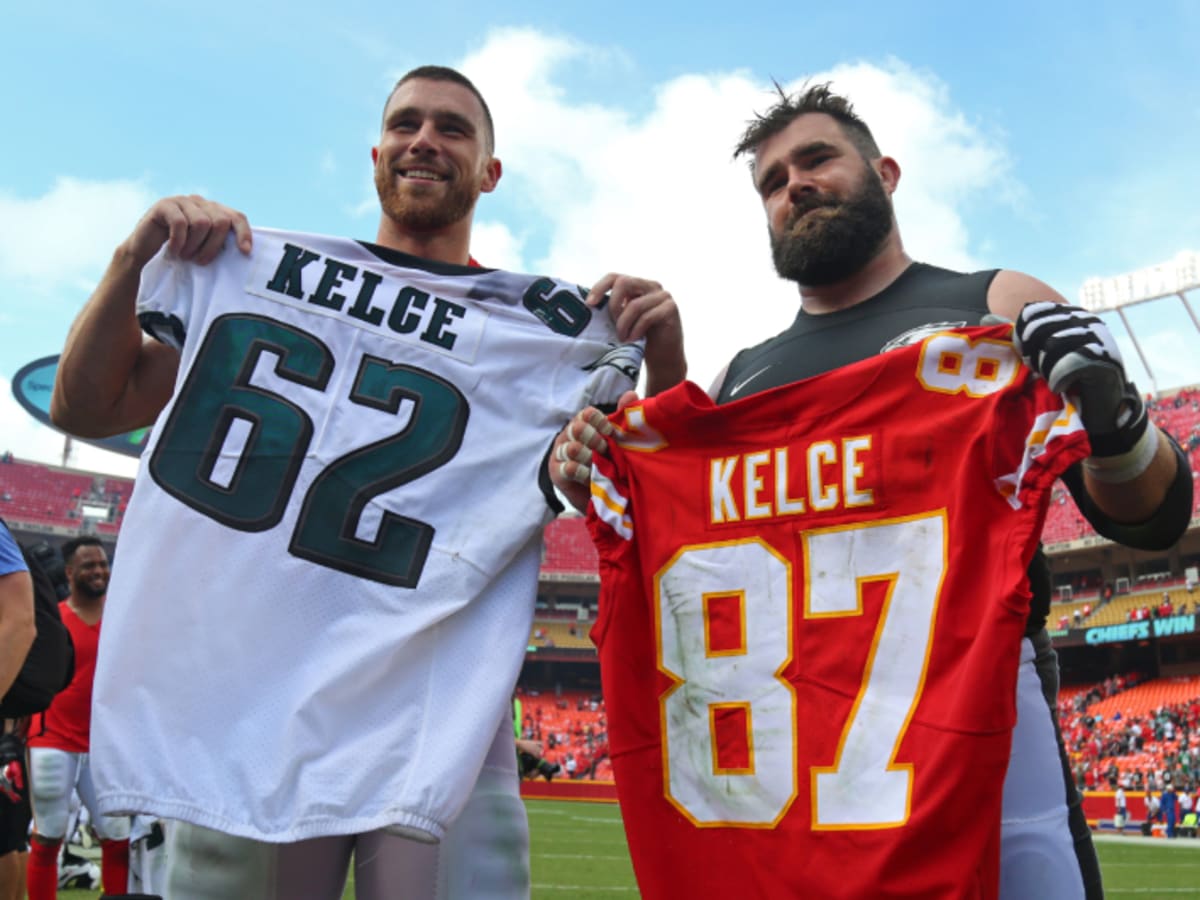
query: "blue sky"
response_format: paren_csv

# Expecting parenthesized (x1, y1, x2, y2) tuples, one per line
(3, 0, 1198, 476)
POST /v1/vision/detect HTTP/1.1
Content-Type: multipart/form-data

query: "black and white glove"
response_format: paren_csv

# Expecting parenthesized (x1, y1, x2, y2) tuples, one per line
(1013, 301, 1156, 478)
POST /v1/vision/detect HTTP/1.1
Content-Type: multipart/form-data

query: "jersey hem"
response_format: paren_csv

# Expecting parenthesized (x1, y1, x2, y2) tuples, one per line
(97, 792, 446, 843)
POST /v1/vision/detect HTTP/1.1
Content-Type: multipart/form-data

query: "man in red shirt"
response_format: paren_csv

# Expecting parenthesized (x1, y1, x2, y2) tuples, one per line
(26, 537, 129, 899)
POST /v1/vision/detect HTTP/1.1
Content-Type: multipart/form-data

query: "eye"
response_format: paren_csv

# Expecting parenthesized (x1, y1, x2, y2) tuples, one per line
(759, 175, 784, 199)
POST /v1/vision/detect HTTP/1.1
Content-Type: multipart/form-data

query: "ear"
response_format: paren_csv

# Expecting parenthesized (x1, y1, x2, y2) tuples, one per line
(480, 157, 502, 194)
(371, 146, 380, 166)
(877, 156, 901, 195)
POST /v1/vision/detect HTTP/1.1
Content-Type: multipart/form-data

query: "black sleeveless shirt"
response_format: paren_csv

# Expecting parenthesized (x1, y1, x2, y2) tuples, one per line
(717, 262, 1055, 635)
(717, 263, 997, 401)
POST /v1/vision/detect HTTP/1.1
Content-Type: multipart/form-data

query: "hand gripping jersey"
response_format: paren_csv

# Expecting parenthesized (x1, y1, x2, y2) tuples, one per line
(587, 326, 1088, 899)
(92, 228, 641, 842)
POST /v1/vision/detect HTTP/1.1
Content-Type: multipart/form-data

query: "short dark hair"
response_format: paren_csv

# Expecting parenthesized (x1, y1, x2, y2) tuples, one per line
(734, 81, 880, 165)
(384, 65, 496, 153)
(61, 536, 103, 566)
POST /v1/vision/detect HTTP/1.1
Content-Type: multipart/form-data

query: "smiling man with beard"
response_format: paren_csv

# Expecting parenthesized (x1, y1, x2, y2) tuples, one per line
(26, 538, 131, 900)
(552, 82, 1191, 899)
(50, 65, 684, 900)
(371, 69, 502, 261)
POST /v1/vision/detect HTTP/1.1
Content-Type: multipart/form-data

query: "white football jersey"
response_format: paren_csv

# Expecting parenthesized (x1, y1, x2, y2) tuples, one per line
(92, 228, 641, 841)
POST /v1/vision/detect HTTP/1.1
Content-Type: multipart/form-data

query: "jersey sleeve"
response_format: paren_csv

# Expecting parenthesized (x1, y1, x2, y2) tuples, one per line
(135, 245, 199, 350)
(585, 439, 640, 649)
(136, 229, 252, 349)
(991, 373, 1090, 510)
(0, 523, 26, 576)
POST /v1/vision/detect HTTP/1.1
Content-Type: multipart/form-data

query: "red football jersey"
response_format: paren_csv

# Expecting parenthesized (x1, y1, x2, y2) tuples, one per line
(587, 326, 1089, 900)
(28, 601, 99, 753)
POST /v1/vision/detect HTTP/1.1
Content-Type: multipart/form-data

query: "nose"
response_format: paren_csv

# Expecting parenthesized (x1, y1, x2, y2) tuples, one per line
(786, 166, 818, 201)
(407, 119, 439, 155)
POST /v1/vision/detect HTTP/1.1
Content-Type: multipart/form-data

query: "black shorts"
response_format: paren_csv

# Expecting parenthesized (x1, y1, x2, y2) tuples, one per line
(0, 788, 31, 855)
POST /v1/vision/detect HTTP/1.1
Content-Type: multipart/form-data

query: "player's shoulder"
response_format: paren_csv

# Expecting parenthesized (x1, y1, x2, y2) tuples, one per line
(985, 270, 1069, 320)
(895, 261, 1000, 302)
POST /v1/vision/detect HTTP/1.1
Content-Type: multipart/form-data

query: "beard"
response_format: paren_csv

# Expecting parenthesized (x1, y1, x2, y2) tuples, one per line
(770, 163, 895, 287)
(72, 576, 108, 600)
(374, 160, 479, 232)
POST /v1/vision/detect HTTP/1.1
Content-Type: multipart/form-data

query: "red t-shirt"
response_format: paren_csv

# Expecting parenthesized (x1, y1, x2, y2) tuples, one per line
(587, 326, 1089, 899)
(28, 601, 100, 753)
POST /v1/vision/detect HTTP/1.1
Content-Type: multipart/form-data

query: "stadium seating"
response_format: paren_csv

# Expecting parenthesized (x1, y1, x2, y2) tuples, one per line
(517, 688, 611, 780)
(0, 458, 135, 531)
(541, 516, 598, 576)
(1061, 673, 1200, 792)
(1039, 387, 1200, 547)
(0, 458, 95, 527)
(529, 619, 593, 650)
(1086, 676, 1200, 721)
(1083, 586, 1196, 628)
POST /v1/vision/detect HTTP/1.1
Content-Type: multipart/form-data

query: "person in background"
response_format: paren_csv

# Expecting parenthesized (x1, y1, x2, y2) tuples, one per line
(0, 520, 35, 900)
(26, 537, 129, 899)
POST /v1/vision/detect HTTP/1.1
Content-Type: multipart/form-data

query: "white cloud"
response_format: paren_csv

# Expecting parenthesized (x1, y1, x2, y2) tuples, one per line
(461, 32, 1018, 389)
(471, 220, 526, 272)
(0, 177, 156, 291)
(0, 34, 1029, 474)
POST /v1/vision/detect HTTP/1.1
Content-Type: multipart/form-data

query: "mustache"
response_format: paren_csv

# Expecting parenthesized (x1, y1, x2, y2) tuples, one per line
(783, 195, 840, 230)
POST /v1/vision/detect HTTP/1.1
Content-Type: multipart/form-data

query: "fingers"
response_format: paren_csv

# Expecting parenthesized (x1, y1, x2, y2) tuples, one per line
(140, 195, 252, 267)
(590, 273, 680, 345)
(585, 272, 620, 307)
(549, 408, 614, 489)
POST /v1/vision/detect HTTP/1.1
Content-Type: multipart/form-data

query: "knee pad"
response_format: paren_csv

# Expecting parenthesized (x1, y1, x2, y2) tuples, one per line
(28, 750, 75, 839)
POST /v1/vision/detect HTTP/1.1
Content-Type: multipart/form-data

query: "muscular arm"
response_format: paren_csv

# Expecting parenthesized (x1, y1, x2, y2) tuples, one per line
(52, 247, 181, 436)
(0, 570, 35, 698)
(988, 270, 1183, 530)
(51, 195, 251, 438)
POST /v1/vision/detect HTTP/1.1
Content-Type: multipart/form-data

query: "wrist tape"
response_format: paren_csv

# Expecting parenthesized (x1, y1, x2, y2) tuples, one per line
(1082, 423, 1159, 484)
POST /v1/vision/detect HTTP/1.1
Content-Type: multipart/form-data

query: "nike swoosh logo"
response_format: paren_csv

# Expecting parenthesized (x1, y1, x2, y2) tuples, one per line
(727, 364, 774, 398)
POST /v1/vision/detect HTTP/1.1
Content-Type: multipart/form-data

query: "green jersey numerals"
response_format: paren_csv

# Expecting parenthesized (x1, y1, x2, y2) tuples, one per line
(150, 314, 468, 587)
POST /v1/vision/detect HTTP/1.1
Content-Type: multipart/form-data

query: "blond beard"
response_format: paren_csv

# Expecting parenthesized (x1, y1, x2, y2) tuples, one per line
(374, 163, 479, 232)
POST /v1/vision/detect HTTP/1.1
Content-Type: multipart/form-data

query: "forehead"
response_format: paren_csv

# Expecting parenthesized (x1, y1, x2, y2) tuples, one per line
(754, 112, 855, 168)
(70, 545, 108, 566)
(383, 78, 487, 128)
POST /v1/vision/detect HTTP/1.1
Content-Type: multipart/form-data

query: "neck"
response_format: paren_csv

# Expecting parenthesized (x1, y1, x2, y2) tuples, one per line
(797, 233, 911, 315)
(69, 593, 104, 625)
(374, 213, 474, 266)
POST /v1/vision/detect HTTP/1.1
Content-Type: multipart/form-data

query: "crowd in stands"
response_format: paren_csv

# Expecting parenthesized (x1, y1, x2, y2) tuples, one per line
(1053, 581, 1199, 631)
(516, 688, 612, 781)
(1060, 673, 1200, 796)
(1124, 593, 1192, 623)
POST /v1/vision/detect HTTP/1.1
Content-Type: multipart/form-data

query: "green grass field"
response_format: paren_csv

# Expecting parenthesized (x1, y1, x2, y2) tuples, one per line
(58, 800, 1200, 898)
